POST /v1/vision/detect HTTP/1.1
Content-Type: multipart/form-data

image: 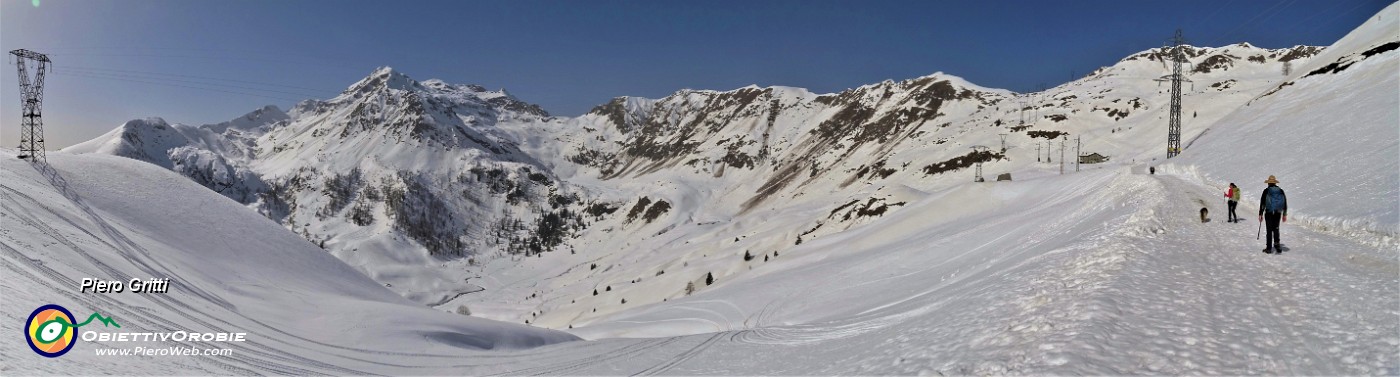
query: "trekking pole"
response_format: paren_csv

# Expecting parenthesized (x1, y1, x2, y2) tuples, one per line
(1257, 217, 1263, 240)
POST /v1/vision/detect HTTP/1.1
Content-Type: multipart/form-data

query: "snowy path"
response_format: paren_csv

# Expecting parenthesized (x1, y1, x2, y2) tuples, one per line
(1058, 172, 1399, 375)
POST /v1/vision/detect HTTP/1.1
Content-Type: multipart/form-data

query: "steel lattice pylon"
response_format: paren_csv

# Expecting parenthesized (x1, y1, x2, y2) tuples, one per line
(1155, 30, 1190, 158)
(11, 49, 51, 162)
(971, 146, 989, 182)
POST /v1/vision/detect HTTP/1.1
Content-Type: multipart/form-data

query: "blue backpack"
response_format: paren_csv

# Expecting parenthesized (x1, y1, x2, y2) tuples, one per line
(1263, 186, 1287, 213)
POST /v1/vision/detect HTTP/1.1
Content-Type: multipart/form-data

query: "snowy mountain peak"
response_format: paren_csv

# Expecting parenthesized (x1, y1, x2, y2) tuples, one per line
(202, 105, 289, 134)
(907, 71, 1013, 95)
(342, 66, 424, 96)
(333, 68, 550, 119)
(62, 117, 198, 170)
(129, 116, 170, 128)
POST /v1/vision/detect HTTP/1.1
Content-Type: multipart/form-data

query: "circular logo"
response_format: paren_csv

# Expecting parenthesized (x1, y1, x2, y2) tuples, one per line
(26, 304, 77, 358)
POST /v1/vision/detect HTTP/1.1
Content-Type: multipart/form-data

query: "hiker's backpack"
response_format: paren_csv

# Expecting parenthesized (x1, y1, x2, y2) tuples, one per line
(1263, 187, 1286, 213)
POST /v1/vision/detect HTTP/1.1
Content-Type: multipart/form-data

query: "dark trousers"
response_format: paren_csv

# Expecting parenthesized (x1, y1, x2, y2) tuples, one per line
(1228, 200, 1238, 221)
(1264, 212, 1282, 249)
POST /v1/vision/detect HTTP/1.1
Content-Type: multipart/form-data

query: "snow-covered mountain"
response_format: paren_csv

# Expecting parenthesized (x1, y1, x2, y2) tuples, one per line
(66, 40, 1333, 308)
(65, 12, 1388, 334)
(65, 67, 604, 305)
(14, 2, 1396, 374)
(467, 39, 1372, 329)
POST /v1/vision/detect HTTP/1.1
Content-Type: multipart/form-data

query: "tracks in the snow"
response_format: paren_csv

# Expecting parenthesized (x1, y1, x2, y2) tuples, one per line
(631, 332, 727, 376)
(488, 337, 683, 376)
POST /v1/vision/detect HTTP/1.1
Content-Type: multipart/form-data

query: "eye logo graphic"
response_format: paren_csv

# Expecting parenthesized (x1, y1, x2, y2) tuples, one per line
(25, 304, 120, 358)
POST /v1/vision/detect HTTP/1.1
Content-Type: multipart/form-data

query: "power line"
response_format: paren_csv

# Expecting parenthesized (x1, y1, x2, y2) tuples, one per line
(51, 71, 307, 102)
(1288, 0, 1353, 31)
(39, 46, 347, 64)
(53, 70, 307, 102)
(1231, 0, 1303, 42)
(1300, 1, 1378, 37)
(55, 66, 330, 98)
(55, 65, 332, 93)
(1215, 0, 1301, 44)
(43, 51, 354, 70)
(1186, 0, 1238, 31)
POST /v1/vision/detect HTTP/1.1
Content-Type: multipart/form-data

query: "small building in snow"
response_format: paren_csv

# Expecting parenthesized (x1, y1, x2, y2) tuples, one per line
(1078, 153, 1109, 164)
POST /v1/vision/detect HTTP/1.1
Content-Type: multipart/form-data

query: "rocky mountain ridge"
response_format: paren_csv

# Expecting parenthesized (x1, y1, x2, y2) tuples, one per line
(67, 43, 1324, 307)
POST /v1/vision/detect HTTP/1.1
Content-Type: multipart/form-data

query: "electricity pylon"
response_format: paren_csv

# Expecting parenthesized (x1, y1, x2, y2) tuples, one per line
(11, 49, 51, 162)
(971, 146, 989, 182)
(1154, 30, 1191, 158)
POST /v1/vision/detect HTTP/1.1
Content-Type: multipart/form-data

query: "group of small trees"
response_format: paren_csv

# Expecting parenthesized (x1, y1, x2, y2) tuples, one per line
(684, 273, 714, 296)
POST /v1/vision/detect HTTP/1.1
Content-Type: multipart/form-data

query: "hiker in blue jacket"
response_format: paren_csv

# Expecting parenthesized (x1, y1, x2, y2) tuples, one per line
(1258, 175, 1288, 254)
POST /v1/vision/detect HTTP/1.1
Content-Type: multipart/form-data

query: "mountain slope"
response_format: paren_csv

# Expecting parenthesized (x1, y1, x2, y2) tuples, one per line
(69, 32, 1348, 319)
(466, 40, 1334, 327)
(16, 3, 1398, 374)
(0, 150, 576, 374)
(65, 68, 606, 305)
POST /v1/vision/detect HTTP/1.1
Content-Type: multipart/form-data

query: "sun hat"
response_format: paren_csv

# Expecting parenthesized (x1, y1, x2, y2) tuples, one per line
(1265, 175, 1279, 184)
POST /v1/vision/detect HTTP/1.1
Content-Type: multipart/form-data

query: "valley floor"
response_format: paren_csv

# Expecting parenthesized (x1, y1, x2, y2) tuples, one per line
(4, 156, 1393, 375)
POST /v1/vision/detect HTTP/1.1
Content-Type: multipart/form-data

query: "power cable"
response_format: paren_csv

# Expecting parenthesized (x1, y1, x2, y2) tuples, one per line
(43, 52, 363, 73)
(51, 71, 307, 102)
(1186, 0, 1238, 31)
(1289, 0, 1353, 31)
(1214, 0, 1301, 45)
(1300, 1, 1378, 37)
(55, 65, 333, 93)
(55, 66, 330, 98)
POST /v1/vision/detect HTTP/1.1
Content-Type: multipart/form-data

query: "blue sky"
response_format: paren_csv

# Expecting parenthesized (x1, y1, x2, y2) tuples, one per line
(1, 0, 1391, 148)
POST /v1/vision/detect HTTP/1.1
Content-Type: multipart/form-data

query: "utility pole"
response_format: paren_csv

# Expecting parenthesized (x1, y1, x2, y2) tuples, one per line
(1019, 96, 1027, 125)
(1076, 135, 1082, 172)
(1155, 29, 1191, 159)
(1045, 141, 1051, 163)
(1035, 83, 1047, 120)
(1059, 140, 1065, 175)
(10, 49, 51, 162)
(998, 134, 1008, 152)
(1036, 143, 1042, 162)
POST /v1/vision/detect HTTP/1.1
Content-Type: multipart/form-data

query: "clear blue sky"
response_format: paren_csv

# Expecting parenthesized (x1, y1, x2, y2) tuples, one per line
(1, 0, 1391, 148)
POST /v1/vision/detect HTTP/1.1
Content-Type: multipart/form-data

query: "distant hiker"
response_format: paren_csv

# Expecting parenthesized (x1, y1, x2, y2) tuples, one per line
(1149, 166, 1156, 175)
(1224, 183, 1241, 222)
(1258, 176, 1288, 254)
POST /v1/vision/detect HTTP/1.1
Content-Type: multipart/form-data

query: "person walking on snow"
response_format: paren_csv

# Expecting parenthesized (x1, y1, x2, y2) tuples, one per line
(1259, 176, 1288, 254)
(1224, 183, 1241, 223)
